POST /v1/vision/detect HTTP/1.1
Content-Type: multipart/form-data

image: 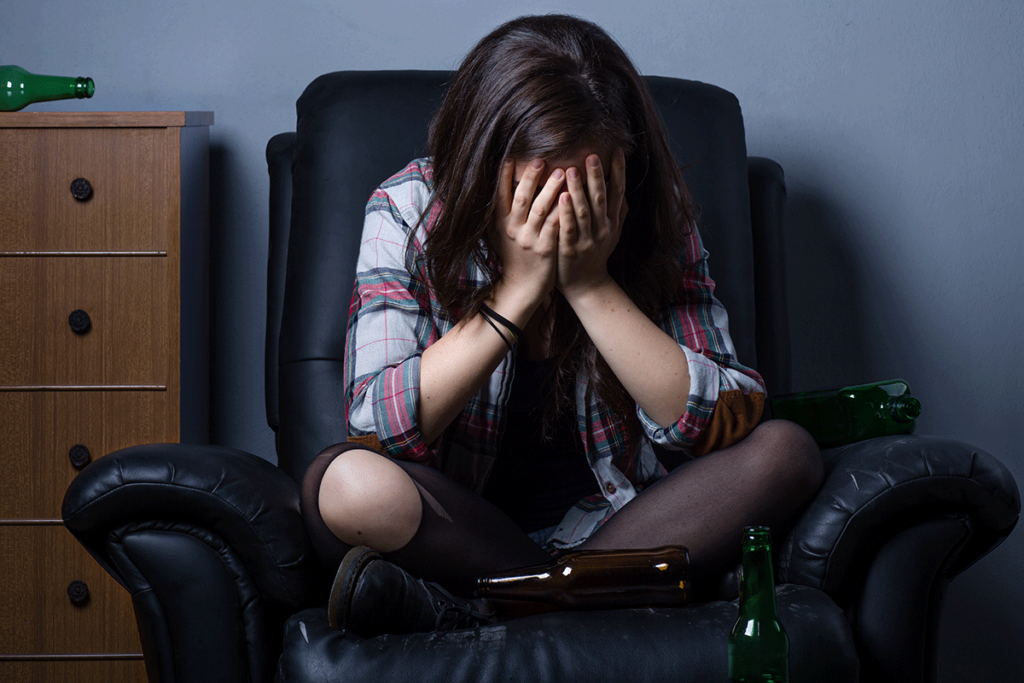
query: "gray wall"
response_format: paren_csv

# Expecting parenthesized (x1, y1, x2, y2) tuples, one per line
(5, 0, 1021, 678)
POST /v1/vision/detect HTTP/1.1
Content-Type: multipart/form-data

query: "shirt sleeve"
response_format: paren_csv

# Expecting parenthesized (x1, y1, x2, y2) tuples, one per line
(344, 166, 438, 463)
(638, 226, 767, 456)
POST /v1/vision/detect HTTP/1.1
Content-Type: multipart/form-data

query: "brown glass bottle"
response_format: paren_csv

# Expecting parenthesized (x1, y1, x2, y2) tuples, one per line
(477, 546, 691, 609)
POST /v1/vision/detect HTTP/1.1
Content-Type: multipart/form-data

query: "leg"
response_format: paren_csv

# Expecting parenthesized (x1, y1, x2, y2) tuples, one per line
(316, 445, 422, 552)
(580, 420, 823, 598)
(301, 442, 550, 596)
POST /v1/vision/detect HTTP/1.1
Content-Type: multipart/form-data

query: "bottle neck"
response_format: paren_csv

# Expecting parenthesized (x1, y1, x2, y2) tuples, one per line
(5, 72, 94, 103)
(889, 395, 922, 423)
(737, 545, 780, 619)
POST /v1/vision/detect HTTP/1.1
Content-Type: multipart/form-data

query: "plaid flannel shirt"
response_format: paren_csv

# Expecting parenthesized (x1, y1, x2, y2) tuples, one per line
(344, 159, 766, 549)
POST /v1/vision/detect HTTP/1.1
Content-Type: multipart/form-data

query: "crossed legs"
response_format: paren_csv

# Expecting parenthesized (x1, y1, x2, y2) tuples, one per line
(301, 419, 823, 599)
(579, 419, 823, 596)
(303, 443, 551, 596)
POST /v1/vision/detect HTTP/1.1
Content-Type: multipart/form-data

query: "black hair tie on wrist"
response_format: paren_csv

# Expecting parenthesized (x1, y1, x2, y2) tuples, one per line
(481, 303, 523, 339)
(480, 310, 515, 353)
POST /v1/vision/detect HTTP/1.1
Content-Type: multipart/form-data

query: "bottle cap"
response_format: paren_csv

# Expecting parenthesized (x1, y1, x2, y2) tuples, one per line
(75, 77, 95, 99)
(741, 526, 772, 549)
(890, 395, 922, 422)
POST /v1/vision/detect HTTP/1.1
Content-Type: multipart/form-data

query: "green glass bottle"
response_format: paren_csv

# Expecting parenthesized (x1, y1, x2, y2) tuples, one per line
(1, 65, 95, 112)
(770, 378, 922, 449)
(728, 526, 788, 683)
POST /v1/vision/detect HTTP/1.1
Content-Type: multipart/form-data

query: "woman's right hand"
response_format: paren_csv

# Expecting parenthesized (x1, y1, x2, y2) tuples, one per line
(492, 158, 564, 315)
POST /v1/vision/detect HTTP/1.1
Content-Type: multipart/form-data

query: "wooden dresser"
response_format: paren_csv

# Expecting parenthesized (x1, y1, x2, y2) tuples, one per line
(0, 112, 211, 682)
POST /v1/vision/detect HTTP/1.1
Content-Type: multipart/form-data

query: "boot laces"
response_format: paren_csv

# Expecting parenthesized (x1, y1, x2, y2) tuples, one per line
(425, 582, 493, 631)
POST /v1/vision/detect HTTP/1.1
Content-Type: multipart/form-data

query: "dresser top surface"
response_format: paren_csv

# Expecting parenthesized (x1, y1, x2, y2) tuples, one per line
(0, 111, 214, 128)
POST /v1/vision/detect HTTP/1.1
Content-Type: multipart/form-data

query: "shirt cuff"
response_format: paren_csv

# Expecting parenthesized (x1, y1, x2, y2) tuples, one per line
(638, 345, 764, 455)
(362, 354, 434, 463)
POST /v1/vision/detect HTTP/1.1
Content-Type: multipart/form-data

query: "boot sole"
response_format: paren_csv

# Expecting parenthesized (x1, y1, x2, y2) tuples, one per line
(328, 546, 381, 630)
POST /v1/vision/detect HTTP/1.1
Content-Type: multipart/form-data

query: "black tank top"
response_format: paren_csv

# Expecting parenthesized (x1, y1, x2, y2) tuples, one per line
(483, 357, 601, 533)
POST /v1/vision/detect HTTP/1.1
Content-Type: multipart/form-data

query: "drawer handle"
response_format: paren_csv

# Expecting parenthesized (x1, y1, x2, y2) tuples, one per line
(70, 177, 93, 201)
(68, 580, 91, 607)
(69, 444, 92, 470)
(68, 309, 92, 334)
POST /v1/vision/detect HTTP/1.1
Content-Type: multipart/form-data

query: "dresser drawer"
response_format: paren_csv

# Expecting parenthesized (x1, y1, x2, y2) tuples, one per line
(0, 127, 176, 253)
(0, 525, 142, 655)
(0, 256, 172, 387)
(0, 391, 174, 520)
(0, 658, 147, 683)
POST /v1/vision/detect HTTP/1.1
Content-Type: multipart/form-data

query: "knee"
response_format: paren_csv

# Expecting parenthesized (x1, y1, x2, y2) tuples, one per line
(317, 448, 423, 552)
(750, 419, 824, 499)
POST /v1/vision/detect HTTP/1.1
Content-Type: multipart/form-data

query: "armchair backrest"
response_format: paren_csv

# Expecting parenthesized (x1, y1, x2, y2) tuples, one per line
(266, 71, 785, 482)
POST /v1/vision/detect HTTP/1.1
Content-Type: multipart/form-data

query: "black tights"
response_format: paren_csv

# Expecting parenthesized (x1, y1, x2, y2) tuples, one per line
(300, 420, 822, 599)
(302, 442, 551, 596)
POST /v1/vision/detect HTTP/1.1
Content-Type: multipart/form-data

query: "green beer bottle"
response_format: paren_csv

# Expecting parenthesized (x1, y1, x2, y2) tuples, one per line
(728, 526, 788, 683)
(770, 378, 921, 449)
(1, 65, 95, 112)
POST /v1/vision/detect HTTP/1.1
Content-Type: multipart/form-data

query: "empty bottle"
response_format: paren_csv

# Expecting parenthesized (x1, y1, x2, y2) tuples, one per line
(729, 526, 788, 683)
(477, 546, 690, 609)
(770, 378, 921, 448)
(1, 65, 95, 112)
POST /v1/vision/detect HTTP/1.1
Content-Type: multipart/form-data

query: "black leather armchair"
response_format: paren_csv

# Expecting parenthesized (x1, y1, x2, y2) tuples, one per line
(63, 71, 1019, 683)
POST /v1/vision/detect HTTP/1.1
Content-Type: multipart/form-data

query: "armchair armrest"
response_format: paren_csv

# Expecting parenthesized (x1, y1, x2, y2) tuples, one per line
(63, 443, 325, 608)
(62, 444, 327, 683)
(779, 434, 1019, 601)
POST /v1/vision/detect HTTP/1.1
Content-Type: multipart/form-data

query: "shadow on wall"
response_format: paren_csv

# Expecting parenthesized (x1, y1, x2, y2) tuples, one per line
(783, 190, 869, 392)
(937, 557, 1023, 682)
(208, 139, 276, 461)
(208, 141, 232, 446)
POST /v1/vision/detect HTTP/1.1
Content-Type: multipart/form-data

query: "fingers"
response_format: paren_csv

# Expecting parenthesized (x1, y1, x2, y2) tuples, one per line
(508, 159, 544, 226)
(558, 191, 577, 248)
(565, 166, 590, 235)
(608, 148, 626, 227)
(504, 151, 626, 254)
(538, 189, 562, 252)
(497, 158, 514, 216)
(508, 158, 567, 233)
(584, 154, 606, 223)
(529, 167, 565, 228)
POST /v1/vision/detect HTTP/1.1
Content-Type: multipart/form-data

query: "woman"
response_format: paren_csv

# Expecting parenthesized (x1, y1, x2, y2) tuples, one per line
(301, 14, 823, 637)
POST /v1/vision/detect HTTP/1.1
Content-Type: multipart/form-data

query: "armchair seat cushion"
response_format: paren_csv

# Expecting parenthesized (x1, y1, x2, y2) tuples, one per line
(277, 583, 858, 683)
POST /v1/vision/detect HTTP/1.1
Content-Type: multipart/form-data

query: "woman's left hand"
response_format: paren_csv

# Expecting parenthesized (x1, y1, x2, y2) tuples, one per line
(556, 148, 628, 299)
(554, 148, 692, 428)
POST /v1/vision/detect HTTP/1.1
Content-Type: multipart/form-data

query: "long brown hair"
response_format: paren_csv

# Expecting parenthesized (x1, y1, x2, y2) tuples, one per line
(424, 14, 695, 446)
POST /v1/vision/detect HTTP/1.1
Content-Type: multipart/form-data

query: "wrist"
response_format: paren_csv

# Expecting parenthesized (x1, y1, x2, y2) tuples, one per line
(486, 279, 546, 331)
(560, 273, 617, 310)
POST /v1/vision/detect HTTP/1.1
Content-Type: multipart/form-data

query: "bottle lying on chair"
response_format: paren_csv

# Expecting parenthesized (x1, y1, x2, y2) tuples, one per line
(728, 526, 788, 683)
(769, 378, 922, 448)
(1, 65, 95, 111)
(477, 546, 691, 609)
